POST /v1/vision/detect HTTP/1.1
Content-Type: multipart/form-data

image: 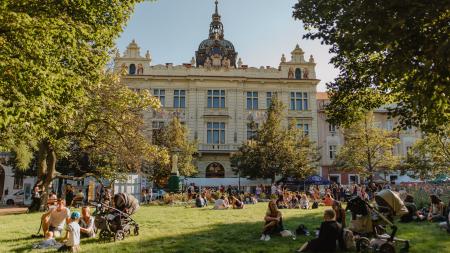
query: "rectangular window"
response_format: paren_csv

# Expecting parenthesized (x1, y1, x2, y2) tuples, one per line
(349, 175, 359, 184)
(296, 123, 309, 135)
(290, 92, 308, 110)
(173, 90, 186, 108)
(246, 91, 258, 110)
(329, 145, 337, 159)
(207, 122, 225, 144)
(266, 92, 277, 108)
(151, 121, 165, 143)
(329, 124, 336, 133)
(247, 123, 259, 140)
(13, 175, 23, 190)
(386, 120, 393, 131)
(207, 90, 226, 108)
(153, 89, 166, 107)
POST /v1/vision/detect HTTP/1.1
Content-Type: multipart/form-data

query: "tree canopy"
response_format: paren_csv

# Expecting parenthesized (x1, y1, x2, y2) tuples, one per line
(293, 0, 450, 134)
(333, 112, 400, 178)
(231, 98, 320, 183)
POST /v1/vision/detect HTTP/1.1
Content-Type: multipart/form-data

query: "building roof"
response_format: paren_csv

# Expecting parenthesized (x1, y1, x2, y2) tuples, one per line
(316, 92, 329, 100)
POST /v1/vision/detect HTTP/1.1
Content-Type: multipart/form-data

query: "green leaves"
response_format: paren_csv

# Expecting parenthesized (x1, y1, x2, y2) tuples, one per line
(293, 0, 450, 133)
(232, 98, 320, 182)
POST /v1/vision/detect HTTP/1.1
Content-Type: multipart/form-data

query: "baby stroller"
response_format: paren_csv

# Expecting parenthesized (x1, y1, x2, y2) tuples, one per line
(94, 192, 140, 241)
(347, 190, 410, 253)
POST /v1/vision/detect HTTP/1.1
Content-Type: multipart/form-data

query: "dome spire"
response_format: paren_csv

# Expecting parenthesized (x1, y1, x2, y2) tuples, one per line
(209, 0, 224, 40)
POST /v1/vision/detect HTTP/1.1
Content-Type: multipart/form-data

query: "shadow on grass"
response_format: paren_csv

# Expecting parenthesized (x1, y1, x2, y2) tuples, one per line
(6, 209, 450, 253)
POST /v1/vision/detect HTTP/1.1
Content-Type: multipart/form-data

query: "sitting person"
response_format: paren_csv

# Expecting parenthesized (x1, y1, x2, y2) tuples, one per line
(58, 211, 81, 252)
(72, 190, 85, 206)
(260, 200, 284, 241)
(300, 194, 310, 209)
(276, 195, 288, 209)
(213, 196, 229, 210)
(428, 194, 446, 222)
(41, 199, 71, 239)
(332, 200, 346, 228)
(48, 191, 58, 207)
(438, 201, 450, 232)
(79, 206, 95, 238)
(323, 193, 334, 206)
(297, 209, 343, 252)
(231, 196, 244, 209)
(401, 194, 425, 222)
(290, 195, 300, 209)
(195, 194, 206, 208)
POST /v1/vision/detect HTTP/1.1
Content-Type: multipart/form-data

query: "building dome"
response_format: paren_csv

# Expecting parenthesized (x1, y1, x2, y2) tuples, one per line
(195, 1, 237, 68)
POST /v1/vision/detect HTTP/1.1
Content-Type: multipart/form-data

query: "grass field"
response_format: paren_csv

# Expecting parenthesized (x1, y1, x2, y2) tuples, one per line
(0, 203, 449, 253)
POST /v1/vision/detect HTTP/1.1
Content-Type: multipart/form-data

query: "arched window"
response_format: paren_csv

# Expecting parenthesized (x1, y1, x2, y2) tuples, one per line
(129, 64, 136, 75)
(205, 162, 225, 178)
(295, 68, 302, 80)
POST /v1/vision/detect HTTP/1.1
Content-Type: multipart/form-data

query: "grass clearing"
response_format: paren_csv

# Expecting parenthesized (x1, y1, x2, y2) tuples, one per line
(0, 203, 449, 252)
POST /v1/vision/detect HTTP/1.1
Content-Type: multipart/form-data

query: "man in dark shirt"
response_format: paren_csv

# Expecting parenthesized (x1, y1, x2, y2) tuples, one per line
(298, 209, 343, 252)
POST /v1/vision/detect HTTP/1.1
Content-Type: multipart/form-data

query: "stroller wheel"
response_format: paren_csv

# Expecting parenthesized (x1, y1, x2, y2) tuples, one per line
(115, 230, 125, 241)
(134, 226, 139, 236)
(356, 237, 370, 253)
(99, 230, 111, 241)
(380, 242, 396, 253)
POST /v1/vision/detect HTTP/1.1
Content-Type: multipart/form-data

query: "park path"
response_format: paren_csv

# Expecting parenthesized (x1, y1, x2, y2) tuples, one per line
(0, 206, 28, 216)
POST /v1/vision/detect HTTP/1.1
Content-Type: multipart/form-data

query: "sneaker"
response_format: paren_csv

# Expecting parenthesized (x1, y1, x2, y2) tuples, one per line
(260, 234, 266, 241)
(264, 235, 271, 241)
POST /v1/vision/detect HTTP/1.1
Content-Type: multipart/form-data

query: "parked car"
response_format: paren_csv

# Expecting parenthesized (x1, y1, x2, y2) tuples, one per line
(4, 189, 25, 205)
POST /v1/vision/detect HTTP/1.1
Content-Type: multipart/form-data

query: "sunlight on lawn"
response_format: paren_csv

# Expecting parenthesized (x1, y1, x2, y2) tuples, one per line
(0, 204, 448, 253)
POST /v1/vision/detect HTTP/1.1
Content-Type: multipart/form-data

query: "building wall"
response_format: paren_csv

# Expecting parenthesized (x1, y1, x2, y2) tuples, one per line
(316, 94, 422, 185)
(115, 42, 320, 179)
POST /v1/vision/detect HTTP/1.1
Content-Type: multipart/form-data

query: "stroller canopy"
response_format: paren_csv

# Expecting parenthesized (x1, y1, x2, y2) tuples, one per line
(113, 193, 139, 215)
(375, 189, 408, 216)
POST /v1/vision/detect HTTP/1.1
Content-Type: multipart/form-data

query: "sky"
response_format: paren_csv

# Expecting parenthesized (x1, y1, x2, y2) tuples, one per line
(115, 0, 339, 91)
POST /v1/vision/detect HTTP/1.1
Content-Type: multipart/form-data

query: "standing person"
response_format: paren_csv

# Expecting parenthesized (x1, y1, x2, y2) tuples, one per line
(141, 188, 147, 204)
(297, 209, 343, 252)
(256, 185, 262, 198)
(271, 184, 277, 196)
(260, 201, 284, 241)
(65, 185, 74, 207)
(148, 187, 153, 202)
(58, 211, 81, 252)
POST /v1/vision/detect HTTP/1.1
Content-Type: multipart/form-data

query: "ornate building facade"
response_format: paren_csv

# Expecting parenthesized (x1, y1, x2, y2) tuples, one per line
(114, 1, 320, 183)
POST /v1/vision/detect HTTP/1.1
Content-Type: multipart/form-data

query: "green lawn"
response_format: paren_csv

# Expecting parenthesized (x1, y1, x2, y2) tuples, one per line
(0, 203, 449, 253)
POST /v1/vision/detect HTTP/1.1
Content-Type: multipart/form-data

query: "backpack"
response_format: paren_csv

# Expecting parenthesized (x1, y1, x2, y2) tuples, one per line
(295, 224, 309, 236)
(343, 228, 356, 250)
(312, 201, 319, 209)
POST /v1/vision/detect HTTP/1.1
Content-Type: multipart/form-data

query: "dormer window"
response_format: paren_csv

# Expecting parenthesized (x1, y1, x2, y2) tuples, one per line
(129, 64, 136, 75)
(295, 68, 302, 80)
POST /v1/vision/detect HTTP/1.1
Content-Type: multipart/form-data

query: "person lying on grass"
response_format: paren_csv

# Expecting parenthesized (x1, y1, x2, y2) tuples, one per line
(41, 198, 71, 240)
(297, 209, 343, 252)
(79, 206, 96, 238)
(260, 200, 284, 241)
(213, 195, 230, 210)
(58, 211, 81, 252)
(231, 196, 244, 209)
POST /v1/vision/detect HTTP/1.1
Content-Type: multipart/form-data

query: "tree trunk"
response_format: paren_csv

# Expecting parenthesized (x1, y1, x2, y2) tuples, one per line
(34, 139, 57, 211)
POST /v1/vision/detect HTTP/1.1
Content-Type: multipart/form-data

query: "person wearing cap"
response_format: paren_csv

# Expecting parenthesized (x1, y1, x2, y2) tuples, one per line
(58, 211, 81, 252)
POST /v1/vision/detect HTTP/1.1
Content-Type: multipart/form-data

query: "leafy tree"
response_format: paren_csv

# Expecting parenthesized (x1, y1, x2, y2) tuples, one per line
(403, 126, 450, 179)
(0, 1, 150, 206)
(144, 116, 197, 185)
(333, 113, 400, 178)
(293, 0, 450, 134)
(231, 98, 320, 183)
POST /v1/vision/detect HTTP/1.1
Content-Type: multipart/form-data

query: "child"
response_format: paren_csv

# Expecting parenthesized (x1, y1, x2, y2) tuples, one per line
(297, 209, 343, 252)
(58, 211, 81, 252)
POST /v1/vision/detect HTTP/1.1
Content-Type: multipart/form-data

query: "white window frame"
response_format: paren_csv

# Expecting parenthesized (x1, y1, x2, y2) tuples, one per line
(246, 91, 258, 110)
(153, 89, 166, 107)
(329, 145, 337, 160)
(348, 174, 360, 185)
(329, 174, 341, 184)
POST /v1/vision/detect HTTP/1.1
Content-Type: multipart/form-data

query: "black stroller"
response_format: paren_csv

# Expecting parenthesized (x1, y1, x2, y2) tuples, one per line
(94, 192, 140, 241)
(347, 190, 410, 253)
